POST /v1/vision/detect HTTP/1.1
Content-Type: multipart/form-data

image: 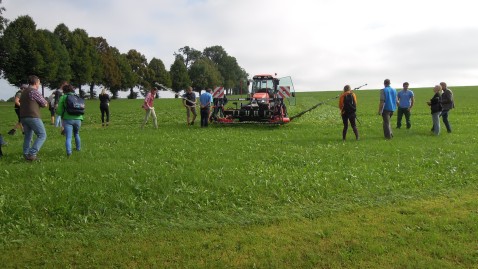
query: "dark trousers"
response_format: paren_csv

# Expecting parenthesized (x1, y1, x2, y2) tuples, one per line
(342, 113, 359, 140)
(440, 110, 452, 132)
(382, 110, 394, 139)
(396, 107, 411, 129)
(200, 107, 210, 127)
(100, 104, 110, 124)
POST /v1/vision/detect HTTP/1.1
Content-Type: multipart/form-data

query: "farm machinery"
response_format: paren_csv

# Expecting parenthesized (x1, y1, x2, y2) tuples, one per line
(211, 74, 296, 124)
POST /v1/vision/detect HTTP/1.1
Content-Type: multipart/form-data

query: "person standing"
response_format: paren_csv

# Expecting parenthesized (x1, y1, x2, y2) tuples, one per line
(199, 88, 213, 127)
(439, 82, 455, 133)
(141, 87, 158, 129)
(19, 75, 48, 161)
(99, 87, 111, 127)
(396, 82, 415, 129)
(56, 84, 83, 157)
(338, 85, 359, 141)
(378, 79, 397, 139)
(427, 85, 443, 135)
(54, 82, 66, 129)
(8, 84, 27, 135)
(182, 86, 197, 126)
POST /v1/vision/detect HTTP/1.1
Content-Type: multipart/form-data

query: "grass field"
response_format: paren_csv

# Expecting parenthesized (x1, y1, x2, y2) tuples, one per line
(1, 86, 477, 268)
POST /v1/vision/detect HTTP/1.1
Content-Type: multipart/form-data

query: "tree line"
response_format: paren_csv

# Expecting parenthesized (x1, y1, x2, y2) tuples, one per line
(0, 3, 249, 98)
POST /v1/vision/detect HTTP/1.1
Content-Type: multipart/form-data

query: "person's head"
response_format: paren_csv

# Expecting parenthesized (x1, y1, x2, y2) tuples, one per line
(384, 79, 391, 86)
(440, 82, 447, 89)
(186, 86, 192, 93)
(101, 87, 107, 95)
(59, 81, 68, 90)
(62, 84, 75, 93)
(28, 75, 40, 88)
(403, 82, 409, 90)
(206, 88, 212, 93)
(343, 85, 351, 92)
(20, 84, 28, 90)
(433, 84, 442, 93)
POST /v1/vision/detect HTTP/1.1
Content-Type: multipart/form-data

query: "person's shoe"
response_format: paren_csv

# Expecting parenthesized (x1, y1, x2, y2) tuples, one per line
(8, 129, 16, 135)
(25, 154, 37, 161)
(190, 121, 194, 126)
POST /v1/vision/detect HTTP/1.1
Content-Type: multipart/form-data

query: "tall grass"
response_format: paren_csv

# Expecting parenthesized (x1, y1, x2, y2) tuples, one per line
(1, 86, 477, 267)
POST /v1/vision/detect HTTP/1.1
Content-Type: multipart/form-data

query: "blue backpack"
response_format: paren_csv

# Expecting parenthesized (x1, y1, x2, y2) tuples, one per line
(65, 94, 85, 115)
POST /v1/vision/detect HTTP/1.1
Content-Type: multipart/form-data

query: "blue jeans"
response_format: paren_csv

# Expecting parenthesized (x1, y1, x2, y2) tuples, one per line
(21, 117, 47, 156)
(432, 112, 441, 135)
(440, 110, 452, 132)
(63, 119, 82, 155)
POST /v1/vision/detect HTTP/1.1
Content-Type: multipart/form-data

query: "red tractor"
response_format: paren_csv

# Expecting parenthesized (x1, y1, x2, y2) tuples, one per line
(212, 74, 295, 124)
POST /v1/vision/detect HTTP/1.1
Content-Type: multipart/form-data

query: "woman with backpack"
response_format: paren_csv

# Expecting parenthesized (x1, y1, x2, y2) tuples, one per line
(339, 85, 359, 141)
(56, 84, 84, 157)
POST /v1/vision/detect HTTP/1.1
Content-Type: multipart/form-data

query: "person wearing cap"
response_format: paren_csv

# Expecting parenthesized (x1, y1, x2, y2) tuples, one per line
(396, 82, 415, 129)
(7, 84, 27, 135)
(20, 75, 48, 161)
(99, 87, 111, 127)
(141, 87, 158, 129)
(378, 79, 397, 139)
(199, 88, 213, 127)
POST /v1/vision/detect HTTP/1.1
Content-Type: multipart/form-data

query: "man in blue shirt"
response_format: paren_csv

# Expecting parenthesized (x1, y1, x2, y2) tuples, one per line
(378, 79, 397, 139)
(396, 82, 415, 129)
(199, 88, 213, 127)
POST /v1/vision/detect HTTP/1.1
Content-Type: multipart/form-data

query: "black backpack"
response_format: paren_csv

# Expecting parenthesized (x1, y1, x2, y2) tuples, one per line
(64, 94, 85, 115)
(343, 93, 356, 114)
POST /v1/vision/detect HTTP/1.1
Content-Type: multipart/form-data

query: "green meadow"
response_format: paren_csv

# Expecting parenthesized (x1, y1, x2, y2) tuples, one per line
(1, 86, 477, 268)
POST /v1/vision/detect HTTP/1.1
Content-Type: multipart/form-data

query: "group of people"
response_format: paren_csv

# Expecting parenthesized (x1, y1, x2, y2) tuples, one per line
(141, 86, 214, 129)
(1, 76, 457, 160)
(1, 75, 91, 160)
(339, 79, 455, 141)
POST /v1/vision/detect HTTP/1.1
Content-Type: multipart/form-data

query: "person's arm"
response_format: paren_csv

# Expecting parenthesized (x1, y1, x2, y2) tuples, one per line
(378, 89, 385, 115)
(409, 95, 415, 111)
(338, 94, 344, 112)
(31, 90, 48, 107)
(14, 95, 21, 107)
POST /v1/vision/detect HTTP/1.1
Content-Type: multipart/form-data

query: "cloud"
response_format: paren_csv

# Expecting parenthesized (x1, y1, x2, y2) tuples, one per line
(1, 0, 478, 100)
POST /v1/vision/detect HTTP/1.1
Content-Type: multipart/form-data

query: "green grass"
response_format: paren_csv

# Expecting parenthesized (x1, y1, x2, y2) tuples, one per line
(1, 86, 477, 268)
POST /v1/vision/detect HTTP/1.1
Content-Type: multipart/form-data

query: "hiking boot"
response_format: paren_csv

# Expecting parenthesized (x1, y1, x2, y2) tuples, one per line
(25, 154, 37, 161)
(8, 129, 16, 135)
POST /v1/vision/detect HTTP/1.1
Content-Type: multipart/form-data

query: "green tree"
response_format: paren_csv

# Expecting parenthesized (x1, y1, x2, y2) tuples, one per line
(126, 49, 149, 98)
(203, 45, 249, 94)
(0, 0, 7, 35)
(175, 46, 202, 69)
(0, 16, 38, 86)
(189, 57, 222, 91)
(113, 49, 135, 98)
(170, 55, 190, 93)
(148, 57, 171, 88)
(68, 28, 97, 96)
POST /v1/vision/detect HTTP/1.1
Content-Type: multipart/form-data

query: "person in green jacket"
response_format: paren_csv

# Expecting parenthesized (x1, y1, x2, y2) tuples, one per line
(56, 84, 83, 157)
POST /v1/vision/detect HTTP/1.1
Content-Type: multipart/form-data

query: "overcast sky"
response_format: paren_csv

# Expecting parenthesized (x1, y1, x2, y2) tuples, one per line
(1, 0, 478, 100)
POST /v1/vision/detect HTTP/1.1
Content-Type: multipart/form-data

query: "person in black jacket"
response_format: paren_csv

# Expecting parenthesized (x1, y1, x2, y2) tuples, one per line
(427, 85, 443, 135)
(99, 87, 111, 127)
(439, 82, 455, 133)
